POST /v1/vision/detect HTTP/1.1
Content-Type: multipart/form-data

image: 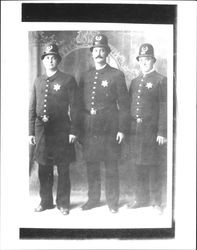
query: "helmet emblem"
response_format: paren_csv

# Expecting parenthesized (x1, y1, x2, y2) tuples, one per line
(95, 35, 102, 41)
(141, 46, 148, 54)
(46, 45, 53, 52)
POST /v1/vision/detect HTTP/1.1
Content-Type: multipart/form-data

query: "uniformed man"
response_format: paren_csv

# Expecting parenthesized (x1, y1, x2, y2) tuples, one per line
(29, 43, 79, 215)
(78, 34, 130, 213)
(127, 43, 167, 210)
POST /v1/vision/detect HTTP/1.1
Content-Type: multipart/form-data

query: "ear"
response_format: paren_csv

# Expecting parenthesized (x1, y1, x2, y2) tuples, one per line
(56, 55, 62, 64)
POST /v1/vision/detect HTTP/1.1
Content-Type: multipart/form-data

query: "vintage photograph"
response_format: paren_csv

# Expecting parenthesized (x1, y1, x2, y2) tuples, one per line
(1, 1, 196, 248)
(27, 28, 173, 231)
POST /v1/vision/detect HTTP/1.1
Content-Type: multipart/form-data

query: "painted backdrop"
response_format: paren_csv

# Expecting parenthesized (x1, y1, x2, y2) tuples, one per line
(29, 30, 169, 207)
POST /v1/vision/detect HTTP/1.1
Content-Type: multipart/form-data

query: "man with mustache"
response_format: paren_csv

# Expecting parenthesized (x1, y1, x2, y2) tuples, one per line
(78, 34, 130, 213)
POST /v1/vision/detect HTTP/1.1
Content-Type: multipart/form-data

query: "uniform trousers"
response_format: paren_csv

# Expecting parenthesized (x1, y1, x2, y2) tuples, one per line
(86, 160, 119, 208)
(38, 161, 70, 208)
(134, 164, 162, 206)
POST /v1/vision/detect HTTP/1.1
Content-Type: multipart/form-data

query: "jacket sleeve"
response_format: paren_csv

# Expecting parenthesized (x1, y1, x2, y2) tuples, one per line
(78, 73, 85, 113)
(157, 76, 167, 137)
(116, 71, 131, 134)
(128, 80, 133, 106)
(68, 76, 80, 136)
(29, 80, 36, 136)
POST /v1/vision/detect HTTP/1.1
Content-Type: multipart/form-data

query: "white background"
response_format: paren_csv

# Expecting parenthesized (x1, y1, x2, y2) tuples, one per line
(1, 1, 196, 249)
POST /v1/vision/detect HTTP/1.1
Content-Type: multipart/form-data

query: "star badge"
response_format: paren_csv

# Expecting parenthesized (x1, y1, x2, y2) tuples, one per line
(54, 83, 61, 91)
(146, 82, 153, 89)
(101, 80, 108, 87)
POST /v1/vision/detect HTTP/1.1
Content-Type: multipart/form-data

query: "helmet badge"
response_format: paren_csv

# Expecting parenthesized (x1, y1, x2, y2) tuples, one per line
(46, 45, 53, 53)
(95, 35, 102, 41)
(141, 46, 148, 54)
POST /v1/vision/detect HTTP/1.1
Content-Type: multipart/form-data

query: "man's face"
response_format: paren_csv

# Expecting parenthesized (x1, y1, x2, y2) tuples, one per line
(138, 56, 155, 73)
(42, 55, 59, 70)
(92, 47, 108, 64)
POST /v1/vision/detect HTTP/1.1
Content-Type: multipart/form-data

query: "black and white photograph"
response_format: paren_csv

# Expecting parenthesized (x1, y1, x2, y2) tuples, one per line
(28, 28, 173, 228)
(1, 1, 196, 250)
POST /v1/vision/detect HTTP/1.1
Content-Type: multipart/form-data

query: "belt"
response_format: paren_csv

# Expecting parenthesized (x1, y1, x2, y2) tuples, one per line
(136, 118, 142, 123)
(37, 115, 50, 123)
(132, 117, 142, 123)
(86, 107, 108, 116)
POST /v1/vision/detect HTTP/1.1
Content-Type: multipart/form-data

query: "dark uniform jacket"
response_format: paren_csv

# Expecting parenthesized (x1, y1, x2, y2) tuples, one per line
(129, 70, 167, 165)
(29, 70, 78, 165)
(78, 64, 130, 162)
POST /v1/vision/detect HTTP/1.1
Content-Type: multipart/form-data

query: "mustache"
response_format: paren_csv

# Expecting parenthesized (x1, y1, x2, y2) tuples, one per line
(96, 56, 103, 59)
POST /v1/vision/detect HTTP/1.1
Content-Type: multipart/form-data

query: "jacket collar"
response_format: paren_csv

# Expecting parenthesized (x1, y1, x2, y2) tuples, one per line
(140, 70, 156, 78)
(44, 70, 59, 81)
(95, 64, 110, 74)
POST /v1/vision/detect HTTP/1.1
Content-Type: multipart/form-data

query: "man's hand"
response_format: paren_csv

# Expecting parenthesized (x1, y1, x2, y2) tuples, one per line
(156, 136, 167, 145)
(116, 132, 125, 144)
(69, 134, 77, 143)
(29, 135, 36, 145)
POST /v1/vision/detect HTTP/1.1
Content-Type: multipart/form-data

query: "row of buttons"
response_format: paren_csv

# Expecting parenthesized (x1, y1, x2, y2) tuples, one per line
(43, 79, 50, 114)
(91, 72, 98, 107)
(135, 78, 144, 118)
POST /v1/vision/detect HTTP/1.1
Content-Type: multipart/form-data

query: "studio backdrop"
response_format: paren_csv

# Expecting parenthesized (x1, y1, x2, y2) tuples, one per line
(29, 29, 172, 221)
